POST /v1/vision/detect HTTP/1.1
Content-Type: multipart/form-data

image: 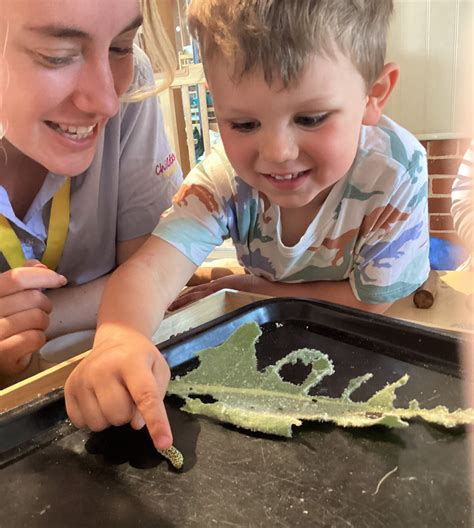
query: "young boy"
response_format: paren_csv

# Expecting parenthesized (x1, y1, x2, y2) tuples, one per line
(65, 0, 429, 450)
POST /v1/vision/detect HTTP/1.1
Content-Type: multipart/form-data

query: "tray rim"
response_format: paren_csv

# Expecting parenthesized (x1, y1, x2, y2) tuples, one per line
(0, 290, 264, 413)
(1, 295, 470, 458)
(0, 290, 468, 414)
(2, 295, 466, 422)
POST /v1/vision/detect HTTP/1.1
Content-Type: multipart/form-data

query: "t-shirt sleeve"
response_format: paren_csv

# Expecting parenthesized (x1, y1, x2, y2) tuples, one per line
(153, 148, 233, 266)
(451, 140, 474, 250)
(350, 152, 430, 304)
(116, 46, 183, 241)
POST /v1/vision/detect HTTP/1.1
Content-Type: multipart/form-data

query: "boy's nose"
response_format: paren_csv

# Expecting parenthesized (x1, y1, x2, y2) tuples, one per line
(259, 130, 299, 164)
(71, 57, 120, 119)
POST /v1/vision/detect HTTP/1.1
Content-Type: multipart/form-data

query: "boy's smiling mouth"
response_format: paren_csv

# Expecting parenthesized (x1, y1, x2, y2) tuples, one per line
(259, 169, 312, 193)
(260, 169, 311, 186)
(263, 169, 311, 181)
(45, 121, 98, 140)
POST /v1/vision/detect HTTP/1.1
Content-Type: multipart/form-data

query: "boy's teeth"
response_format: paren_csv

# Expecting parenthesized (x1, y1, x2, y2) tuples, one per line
(271, 173, 296, 180)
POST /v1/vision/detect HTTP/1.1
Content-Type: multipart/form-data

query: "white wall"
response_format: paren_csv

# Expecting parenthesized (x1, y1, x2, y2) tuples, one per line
(385, 0, 473, 138)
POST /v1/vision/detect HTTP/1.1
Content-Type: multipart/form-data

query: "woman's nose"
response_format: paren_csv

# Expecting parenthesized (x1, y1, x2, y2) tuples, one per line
(72, 56, 120, 119)
(259, 129, 299, 164)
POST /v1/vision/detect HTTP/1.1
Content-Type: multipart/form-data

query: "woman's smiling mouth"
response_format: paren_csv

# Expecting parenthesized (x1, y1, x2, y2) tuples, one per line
(45, 121, 97, 140)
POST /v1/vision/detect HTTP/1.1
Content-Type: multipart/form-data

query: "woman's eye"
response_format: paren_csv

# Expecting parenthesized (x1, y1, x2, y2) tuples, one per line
(295, 113, 329, 128)
(110, 46, 134, 57)
(230, 121, 259, 133)
(37, 53, 75, 67)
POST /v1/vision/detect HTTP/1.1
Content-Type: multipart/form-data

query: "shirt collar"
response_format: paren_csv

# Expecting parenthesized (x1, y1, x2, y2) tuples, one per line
(25, 173, 67, 223)
(0, 172, 67, 236)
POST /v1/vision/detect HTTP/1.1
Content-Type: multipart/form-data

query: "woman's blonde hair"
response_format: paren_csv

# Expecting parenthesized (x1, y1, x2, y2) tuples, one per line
(126, 0, 177, 101)
(187, 0, 393, 89)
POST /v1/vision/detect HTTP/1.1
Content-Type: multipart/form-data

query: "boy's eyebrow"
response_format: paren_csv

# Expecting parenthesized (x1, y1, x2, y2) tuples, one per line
(295, 96, 335, 107)
(24, 15, 143, 40)
(218, 97, 334, 115)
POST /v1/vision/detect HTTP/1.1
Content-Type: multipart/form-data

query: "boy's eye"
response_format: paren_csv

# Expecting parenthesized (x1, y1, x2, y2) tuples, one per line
(295, 113, 329, 128)
(230, 121, 259, 133)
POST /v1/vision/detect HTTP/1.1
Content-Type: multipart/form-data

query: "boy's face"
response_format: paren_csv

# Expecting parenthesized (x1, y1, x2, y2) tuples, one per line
(207, 51, 374, 212)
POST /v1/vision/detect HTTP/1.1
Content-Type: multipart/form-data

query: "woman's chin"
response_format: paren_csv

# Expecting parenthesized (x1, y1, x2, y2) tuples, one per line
(42, 151, 97, 177)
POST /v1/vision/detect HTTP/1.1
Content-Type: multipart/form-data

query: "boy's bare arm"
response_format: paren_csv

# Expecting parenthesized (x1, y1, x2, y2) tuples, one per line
(64, 236, 197, 451)
(171, 274, 392, 314)
(96, 237, 195, 336)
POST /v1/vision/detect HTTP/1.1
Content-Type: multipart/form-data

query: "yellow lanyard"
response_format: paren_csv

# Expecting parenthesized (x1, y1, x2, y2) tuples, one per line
(0, 178, 71, 270)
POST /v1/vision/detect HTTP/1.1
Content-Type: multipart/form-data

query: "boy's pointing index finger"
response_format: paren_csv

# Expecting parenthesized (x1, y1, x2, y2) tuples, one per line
(124, 362, 173, 451)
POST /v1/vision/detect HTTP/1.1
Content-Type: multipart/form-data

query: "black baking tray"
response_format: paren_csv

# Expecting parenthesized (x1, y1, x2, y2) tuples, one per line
(1, 298, 473, 528)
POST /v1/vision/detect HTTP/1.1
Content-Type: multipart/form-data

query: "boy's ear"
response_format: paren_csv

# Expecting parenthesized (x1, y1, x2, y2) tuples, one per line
(362, 63, 399, 125)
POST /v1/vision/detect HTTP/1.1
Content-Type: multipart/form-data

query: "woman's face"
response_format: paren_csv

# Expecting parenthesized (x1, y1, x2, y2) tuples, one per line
(0, 0, 142, 176)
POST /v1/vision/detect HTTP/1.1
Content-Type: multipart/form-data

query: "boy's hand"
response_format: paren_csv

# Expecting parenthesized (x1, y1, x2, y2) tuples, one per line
(0, 260, 67, 376)
(169, 274, 266, 311)
(187, 265, 246, 286)
(64, 328, 173, 451)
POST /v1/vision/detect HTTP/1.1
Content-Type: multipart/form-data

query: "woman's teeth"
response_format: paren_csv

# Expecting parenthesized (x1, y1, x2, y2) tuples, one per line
(47, 121, 96, 139)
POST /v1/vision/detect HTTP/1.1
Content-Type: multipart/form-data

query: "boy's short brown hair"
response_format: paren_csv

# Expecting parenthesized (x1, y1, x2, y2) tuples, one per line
(187, 0, 393, 89)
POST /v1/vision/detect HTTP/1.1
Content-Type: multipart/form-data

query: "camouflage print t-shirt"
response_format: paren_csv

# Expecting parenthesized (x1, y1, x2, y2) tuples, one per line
(154, 115, 429, 304)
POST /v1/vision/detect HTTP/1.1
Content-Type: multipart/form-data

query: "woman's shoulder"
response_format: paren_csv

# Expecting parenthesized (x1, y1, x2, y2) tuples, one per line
(130, 45, 155, 88)
(110, 46, 161, 133)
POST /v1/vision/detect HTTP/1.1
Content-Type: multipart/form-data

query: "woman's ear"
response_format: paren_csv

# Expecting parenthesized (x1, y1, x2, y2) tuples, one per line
(362, 63, 399, 125)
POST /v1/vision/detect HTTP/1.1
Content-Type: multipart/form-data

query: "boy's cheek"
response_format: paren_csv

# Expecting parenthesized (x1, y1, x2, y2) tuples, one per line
(219, 130, 251, 167)
(305, 126, 347, 159)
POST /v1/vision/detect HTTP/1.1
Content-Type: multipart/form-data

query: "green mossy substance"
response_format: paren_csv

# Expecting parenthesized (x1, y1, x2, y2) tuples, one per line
(167, 322, 474, 437)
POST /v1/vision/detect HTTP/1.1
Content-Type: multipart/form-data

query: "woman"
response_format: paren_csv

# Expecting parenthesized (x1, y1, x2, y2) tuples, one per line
(0, 0, 182, 381)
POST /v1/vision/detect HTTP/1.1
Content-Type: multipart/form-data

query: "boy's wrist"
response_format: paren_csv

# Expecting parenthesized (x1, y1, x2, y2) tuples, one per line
(95, 322, 151, 347)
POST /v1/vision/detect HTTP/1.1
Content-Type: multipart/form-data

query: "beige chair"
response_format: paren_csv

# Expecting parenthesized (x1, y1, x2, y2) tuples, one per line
(156, 63, 215, 170)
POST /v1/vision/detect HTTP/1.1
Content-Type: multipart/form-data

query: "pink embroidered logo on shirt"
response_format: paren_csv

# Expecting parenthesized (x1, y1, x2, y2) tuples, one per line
(156, 154, 177, 178)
